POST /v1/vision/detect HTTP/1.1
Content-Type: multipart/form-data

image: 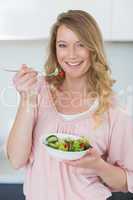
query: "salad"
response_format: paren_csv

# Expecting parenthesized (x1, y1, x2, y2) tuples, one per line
(44, 134, 92, 152)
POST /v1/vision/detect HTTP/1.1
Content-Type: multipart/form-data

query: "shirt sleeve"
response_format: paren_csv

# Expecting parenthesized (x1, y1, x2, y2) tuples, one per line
(27, 76, 47, 165)
(107, 107, 133, 193)
(32, 76, 46, 124)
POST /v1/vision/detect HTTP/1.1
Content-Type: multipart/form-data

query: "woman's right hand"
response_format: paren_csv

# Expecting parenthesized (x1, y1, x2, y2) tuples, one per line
(13, 64, 39, 102)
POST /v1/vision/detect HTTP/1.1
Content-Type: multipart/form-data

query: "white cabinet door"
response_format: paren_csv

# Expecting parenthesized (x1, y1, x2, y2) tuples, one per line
(53, 0, 112, 41)
(112, 0, 133, 41)
(0, 0, 111, 40)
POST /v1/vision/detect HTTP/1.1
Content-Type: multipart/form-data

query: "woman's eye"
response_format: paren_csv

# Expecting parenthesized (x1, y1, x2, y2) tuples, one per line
(77, 43, 85, 47)
(58, 44, 67, 48)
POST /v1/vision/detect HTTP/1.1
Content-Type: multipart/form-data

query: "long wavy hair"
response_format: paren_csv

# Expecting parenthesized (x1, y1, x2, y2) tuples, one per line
(44, 10, 116, 126)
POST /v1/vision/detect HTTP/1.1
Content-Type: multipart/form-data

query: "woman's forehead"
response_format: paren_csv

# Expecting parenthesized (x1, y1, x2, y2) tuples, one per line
(56, 25, 80, 43)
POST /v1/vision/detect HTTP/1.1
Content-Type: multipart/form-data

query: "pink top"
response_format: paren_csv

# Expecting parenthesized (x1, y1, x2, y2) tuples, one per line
(23, 78, 133, 200)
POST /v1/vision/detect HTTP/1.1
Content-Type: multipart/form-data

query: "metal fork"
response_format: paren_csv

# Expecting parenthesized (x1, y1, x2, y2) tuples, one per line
(0, 66, 59, 77)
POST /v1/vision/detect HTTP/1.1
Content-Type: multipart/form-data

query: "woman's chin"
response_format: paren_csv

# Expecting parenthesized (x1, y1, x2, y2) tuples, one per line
(65, 71, 83, 79)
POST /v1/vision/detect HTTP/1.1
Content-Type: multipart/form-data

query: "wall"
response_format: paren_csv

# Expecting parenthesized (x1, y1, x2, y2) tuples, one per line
(106, 42, 133, 115)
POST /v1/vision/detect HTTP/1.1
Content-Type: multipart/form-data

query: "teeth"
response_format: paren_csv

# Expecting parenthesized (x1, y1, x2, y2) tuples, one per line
(67, 62, 82, 66)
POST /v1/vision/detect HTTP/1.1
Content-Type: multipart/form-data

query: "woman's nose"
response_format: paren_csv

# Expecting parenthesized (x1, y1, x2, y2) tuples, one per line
(67, 46, 77, 58)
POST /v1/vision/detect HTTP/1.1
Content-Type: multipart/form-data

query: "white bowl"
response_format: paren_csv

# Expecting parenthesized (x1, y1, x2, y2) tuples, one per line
(41, 133, 88, 160)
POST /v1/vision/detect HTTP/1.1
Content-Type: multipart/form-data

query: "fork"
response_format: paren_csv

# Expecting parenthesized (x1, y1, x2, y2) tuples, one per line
(0, 66, 59, 77)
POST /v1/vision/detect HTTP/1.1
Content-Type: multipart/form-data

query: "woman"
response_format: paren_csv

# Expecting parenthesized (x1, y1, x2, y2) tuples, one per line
(7, 10, 133, 200)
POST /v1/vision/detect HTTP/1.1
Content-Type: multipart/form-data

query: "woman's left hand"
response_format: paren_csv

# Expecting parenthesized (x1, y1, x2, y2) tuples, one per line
(63, 148, 104, 170)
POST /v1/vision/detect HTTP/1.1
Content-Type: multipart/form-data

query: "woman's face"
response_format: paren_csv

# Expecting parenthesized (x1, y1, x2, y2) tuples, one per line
(56, 25, 91, 78)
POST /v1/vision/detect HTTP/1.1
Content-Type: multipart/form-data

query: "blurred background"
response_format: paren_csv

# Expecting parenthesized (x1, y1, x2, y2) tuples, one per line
(0, 0, 133, 199)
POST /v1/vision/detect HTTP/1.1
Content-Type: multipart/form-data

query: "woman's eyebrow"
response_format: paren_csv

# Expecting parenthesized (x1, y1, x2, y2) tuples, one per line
(56, 40, 81, 43)
(56, 40, 67, 43)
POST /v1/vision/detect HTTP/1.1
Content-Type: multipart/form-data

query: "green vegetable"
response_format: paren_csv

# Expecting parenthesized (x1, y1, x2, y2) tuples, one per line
(46, 135, 58, 143)
(45, 135, 91, 152)
(47, 142, 59, 149)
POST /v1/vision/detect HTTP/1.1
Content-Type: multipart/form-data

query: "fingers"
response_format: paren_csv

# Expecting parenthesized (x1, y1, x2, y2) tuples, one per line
(13, 64, 39, 95)
(86, 148, 99, 155)
(63, 148, 100, 167)
(17, 77, 38, 92)
(14, 65, 37, 83)
(17, 71, 38, 85)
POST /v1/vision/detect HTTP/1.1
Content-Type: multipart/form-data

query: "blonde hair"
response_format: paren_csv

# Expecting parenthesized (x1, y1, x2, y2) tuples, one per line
(45, 10, 116, 125)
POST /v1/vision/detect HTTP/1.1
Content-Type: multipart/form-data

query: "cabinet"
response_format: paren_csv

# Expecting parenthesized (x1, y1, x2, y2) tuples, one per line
(52, 0, 112, 41)
(111, 0, 133, 41)
(0, 0, 111, 40)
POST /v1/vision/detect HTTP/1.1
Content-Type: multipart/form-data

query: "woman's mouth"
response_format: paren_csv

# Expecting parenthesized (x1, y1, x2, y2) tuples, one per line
(65, 61, 83, 67)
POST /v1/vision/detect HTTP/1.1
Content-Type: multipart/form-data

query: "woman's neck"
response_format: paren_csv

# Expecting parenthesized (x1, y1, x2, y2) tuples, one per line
(61, 76, 89, 95)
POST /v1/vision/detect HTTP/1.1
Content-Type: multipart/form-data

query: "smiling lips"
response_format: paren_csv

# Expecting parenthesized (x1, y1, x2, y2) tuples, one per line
(65, 61, 83, 67)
